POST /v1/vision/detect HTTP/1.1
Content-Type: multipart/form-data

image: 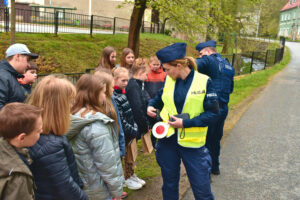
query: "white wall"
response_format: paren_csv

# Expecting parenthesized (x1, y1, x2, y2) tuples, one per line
(15, 0, 44, 5)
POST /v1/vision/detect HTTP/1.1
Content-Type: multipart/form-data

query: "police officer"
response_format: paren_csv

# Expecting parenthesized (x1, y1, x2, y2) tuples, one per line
(195, 40, 235, 175)
(147, 43, 219, 200)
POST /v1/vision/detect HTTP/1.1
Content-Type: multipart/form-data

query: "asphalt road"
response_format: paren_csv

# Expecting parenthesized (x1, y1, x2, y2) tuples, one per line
(182, 42, 300, 200)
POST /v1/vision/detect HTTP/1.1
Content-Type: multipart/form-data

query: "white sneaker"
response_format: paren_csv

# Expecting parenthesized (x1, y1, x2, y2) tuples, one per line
(124, 177, 143, 190)
(131, 174, 146, 186)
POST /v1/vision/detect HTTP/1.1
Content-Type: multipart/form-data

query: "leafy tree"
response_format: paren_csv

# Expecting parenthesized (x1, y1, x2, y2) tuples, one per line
(258, 0, 287, 37)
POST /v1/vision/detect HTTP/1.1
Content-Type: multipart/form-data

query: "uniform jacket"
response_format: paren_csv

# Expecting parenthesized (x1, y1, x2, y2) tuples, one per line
(126, 78, 150, 136)
(196, 53, 235, 105)
(149, 69, 219, 128)
(0, 138, 34, 200)
(29, 134, 88, 200)
(145, 67, 166, 99)
(0, 59, 25, 109)
(66, 111, 124, 200)
(113, 87, 139, 143)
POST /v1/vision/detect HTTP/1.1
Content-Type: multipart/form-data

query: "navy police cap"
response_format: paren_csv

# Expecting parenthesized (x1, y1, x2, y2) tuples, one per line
(195, 40, 216, 52)
(156, 43, 187, 64)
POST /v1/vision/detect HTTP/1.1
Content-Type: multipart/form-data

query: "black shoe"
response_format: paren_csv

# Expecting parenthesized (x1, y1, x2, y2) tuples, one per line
(211, 169, 220, 175)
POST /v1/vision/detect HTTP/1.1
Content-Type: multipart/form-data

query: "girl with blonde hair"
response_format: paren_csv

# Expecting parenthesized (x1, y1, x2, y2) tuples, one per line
(94, 68, 126, 158)
(67, 74, 124, 200)
(28, 75, 88, 200)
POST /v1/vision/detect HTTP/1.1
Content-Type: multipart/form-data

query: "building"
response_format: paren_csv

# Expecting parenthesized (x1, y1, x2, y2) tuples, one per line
(8, 0, 134, 19)
(279, 0, 300, 39)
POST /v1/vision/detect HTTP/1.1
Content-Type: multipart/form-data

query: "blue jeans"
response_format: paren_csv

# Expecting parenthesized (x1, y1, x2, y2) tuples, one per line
(156, 134, 214, 200)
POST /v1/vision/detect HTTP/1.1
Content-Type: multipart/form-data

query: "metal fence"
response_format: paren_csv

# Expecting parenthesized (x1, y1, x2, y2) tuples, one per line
(0, 7, 160, 35)
(35, 46, 285, 84)
(222, 47, 284, 75)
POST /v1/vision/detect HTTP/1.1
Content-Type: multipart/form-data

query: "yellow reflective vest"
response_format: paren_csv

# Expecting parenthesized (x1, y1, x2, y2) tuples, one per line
(160, 71, 209, 148)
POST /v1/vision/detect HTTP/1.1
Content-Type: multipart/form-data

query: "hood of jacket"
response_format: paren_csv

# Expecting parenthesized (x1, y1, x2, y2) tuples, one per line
(66, 110, 115, 141)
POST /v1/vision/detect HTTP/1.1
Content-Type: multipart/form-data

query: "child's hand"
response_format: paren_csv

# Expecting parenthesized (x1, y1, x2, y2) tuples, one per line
(147, 106, 157, 118)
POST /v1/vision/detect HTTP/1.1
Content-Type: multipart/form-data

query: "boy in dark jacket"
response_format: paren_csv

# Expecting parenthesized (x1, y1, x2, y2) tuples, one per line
(18, 62, 38, 96)
(125, 64, 150, 188)
(112, 67, 143, 191)
(0, 103, 42, 200)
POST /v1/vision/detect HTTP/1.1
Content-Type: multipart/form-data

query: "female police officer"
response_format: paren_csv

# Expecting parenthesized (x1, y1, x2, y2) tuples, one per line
(147, 43, 219, 200)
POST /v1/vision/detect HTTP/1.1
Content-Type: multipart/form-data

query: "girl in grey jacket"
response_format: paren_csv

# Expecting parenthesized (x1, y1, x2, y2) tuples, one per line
(67, 74, 124, 200)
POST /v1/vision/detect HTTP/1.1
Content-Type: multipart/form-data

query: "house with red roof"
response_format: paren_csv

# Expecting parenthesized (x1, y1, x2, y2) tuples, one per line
(279, 0, 300, 39)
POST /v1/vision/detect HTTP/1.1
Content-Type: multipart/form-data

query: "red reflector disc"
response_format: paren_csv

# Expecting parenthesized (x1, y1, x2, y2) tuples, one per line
(156, 125, 165, 135)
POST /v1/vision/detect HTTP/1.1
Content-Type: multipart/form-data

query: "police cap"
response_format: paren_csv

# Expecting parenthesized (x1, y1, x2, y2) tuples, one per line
(195, 40, 216, 52)
(156, 43, 186, 64)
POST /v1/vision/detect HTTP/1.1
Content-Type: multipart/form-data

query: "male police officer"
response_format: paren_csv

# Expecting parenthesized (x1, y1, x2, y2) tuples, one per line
(195, 40, 234, 175)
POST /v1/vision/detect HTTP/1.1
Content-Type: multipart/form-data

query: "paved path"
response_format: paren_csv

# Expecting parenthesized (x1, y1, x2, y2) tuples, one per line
(182, 42, 300, 200)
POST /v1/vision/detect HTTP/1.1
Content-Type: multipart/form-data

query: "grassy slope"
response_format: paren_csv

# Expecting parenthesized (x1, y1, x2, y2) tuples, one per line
(0, 33, 198, 73)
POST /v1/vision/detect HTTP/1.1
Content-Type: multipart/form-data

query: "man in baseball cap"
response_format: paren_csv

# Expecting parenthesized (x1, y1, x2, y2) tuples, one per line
(0, 43, 39, 109)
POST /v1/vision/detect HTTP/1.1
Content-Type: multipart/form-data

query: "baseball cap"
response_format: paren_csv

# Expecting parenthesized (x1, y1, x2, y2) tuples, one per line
(5, 43, 39, 59)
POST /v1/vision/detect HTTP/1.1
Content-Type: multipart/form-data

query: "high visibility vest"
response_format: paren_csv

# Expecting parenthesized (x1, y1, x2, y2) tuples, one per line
(160, 71, 209, 148)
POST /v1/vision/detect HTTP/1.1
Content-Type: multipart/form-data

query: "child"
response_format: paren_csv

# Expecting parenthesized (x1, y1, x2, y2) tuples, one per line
(145, 55, 166, 98)
(0, 103, 42, 200)
(94, 68, 126, 159)
(117, 48, 135, 70)
(112, 67, 142, 190)
(144, 55, 166, 148)
(18, 61, 38, 96)
(125, 63, 150, 186)
(134, 57, 148, 67)
(97, 46, 117, 70)
(27, 76, 88, 200)
(67, 74, 124, 200)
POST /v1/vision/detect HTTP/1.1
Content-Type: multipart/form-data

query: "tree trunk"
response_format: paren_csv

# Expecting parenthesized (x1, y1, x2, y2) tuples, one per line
(221, 32, 230, 54)
(128, 0, 147, 58)
(10, 0, 15, 44)
(160, 17, 169, 34)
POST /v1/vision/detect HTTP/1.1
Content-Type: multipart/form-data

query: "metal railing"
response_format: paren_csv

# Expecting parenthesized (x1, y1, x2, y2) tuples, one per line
(0, 7, 161, 35)
(222, 47, 284, 76)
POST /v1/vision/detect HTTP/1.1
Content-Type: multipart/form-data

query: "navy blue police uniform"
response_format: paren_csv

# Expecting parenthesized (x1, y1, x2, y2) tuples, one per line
(149, 43, 219, 200)
(195, 40, 235, 174)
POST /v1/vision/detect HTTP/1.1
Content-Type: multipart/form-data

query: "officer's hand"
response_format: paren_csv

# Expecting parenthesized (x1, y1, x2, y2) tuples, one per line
(168, 116, 183, 128)
(147, 106, 157, 118)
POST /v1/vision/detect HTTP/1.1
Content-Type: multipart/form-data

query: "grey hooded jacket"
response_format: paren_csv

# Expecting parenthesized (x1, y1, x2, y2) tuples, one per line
(66, 110, 124, 200)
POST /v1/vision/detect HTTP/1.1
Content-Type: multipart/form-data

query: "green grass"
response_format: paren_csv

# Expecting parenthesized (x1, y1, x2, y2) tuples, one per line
(229, 47, 291, 109)
(0, 33, 199, 73)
